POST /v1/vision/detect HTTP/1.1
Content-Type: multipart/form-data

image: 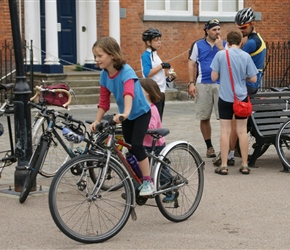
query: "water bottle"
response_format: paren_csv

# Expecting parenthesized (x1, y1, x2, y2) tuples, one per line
(0, 123, 4, 136)
(125, 152, 143, 179)
(62, 127, 84, 143)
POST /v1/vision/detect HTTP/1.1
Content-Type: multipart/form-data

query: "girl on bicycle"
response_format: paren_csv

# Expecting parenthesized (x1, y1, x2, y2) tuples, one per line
(90, 37, 155, 196)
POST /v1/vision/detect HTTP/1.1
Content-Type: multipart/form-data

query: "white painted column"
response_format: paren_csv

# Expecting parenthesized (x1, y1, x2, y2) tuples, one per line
(109, 0, 120, 45)
(44, 0, 60, 65)
(85, 0, 97, 65)
(76, 0, 97, 67)
(24, 0, 41, 65)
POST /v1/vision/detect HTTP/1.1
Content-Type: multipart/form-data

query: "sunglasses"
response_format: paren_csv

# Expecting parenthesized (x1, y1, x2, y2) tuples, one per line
(237, 23, 251, 30)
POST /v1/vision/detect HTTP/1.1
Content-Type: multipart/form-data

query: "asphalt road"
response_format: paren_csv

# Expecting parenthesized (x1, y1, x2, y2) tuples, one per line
(1, 101, 290, 249)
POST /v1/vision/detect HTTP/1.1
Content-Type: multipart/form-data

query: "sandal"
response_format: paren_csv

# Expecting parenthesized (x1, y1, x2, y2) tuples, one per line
(239, 166, 251, 175)
(215, 166, 228, 175)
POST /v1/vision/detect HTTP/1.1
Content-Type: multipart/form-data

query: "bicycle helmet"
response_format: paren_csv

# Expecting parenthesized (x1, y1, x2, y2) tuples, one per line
(235, 7, 255, 26)
(142, 28, 162, 42)
(62, 127, 84, 144)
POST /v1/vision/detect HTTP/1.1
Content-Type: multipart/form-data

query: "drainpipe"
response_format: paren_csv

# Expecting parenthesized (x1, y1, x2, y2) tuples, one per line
(8, 0, 33, 192)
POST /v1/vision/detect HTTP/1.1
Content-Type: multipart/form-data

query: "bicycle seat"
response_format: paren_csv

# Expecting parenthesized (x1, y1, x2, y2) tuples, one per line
(147, 128, 170, 138)
(0, 83, 15, 91)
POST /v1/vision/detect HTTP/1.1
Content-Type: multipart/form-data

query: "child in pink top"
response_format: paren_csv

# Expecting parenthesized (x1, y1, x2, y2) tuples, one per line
(140, 79, 165, 155)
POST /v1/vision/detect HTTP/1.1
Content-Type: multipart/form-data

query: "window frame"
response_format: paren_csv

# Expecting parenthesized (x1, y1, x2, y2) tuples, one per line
(199, 0, 244, 17)
(144, 0, 193, 16)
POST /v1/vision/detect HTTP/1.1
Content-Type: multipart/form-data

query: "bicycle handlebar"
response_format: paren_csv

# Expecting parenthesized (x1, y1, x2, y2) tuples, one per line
(30, 85, 72, 108)
(28, 101, 86, 131)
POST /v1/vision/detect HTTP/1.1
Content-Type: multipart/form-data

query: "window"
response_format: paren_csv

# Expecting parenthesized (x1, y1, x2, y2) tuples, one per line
(144, 0, 193, 16)
(200, 0, 243, 16)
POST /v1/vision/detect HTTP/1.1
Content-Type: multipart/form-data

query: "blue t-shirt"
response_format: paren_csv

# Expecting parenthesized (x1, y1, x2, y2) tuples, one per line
(100, 64, 150, 120)
(242, 33, 266, 88)
(210, 48, 258, 102)
(189, 38, 227, 84)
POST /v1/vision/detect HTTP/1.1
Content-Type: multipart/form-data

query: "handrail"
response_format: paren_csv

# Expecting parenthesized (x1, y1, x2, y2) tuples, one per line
(0, 69, 16, 81)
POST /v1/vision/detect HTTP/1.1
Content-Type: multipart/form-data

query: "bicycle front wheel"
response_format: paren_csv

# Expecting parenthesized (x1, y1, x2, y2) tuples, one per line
(19, 139, 49, 203)
(155, 142, 204, 222)
(32, 116, 72, 177)
(90, 128, 125, 191)
(276, 119, 290, 171)
(49, 154, 132, 244)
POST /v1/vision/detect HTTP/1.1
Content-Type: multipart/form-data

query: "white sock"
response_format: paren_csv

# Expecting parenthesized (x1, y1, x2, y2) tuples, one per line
(228, 150, 235, 160)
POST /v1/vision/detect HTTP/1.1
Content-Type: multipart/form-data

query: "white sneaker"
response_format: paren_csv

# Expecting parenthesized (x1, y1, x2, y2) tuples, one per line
(139, 180, 155, 196)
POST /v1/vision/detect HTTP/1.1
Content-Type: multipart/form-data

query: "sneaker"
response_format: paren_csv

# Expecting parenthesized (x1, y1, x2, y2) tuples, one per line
(227, 158, 235, 166)
(206, 147, 216, 158)
(212, 152, 221, 166)
(162, 193, 175, 203)
(139, 180, 155, 196)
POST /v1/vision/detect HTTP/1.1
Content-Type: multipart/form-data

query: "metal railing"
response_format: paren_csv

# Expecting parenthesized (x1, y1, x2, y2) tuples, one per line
(262, 41, 290, 90)
(0, 40, 290, 94)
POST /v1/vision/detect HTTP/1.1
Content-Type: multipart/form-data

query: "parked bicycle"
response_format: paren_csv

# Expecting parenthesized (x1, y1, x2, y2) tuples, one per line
(0, 83, 17, 178)
(20, 99, 124, 203)
(48, 114, 204, 243)
(30, 84, 73, 177)
(275, 118, 290, 171)
(19, 100, 90, 203)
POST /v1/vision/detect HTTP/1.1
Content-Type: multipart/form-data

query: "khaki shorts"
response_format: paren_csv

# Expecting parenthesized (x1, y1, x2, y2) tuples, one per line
(195, 83, 219, 120)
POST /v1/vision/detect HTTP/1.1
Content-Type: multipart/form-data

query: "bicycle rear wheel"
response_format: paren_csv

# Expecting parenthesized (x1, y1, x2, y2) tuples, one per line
(49, 154, 132, 244)
(276, 119, 290, 171)
(155, 142, 204, 222)
(19, 139, 49, 203)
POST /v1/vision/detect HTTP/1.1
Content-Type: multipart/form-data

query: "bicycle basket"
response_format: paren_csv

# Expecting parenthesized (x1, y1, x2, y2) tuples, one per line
(41, 83, 70, 108)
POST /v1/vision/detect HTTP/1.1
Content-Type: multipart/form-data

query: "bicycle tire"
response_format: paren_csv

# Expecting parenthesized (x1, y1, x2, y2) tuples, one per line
(155, 142, 204, 222)
(89, 128, 125, 191)
(32, 116, 72, 177)
(19, 139, 50, 203)
(275, 119, 290, 171)
(49, 153, 132, 244)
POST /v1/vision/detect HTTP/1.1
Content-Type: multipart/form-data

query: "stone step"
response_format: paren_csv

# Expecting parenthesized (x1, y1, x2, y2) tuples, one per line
(28, 72, 189, 105)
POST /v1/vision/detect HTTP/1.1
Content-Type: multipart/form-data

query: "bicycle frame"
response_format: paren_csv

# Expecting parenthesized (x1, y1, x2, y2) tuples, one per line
(87, 120, 197, 202)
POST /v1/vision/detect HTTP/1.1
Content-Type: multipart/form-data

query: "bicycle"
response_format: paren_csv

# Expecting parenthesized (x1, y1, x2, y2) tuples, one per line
(19, 100, 91, 203)
(275, 118, 290, 171)
(30, 84, 73, 177)
(0, 83, 17, 178)
(48, 114, 204, 243)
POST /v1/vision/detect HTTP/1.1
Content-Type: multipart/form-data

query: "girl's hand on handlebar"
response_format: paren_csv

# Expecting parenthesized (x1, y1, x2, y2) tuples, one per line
(90, 120, 100, 133)
(113, 114, 126, 124)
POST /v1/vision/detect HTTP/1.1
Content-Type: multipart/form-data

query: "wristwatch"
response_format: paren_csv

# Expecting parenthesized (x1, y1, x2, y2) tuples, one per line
(187, 81, 196, 87)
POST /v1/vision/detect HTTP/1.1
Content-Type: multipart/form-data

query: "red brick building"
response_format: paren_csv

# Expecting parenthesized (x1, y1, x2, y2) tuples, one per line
(0, 0, 289, 85)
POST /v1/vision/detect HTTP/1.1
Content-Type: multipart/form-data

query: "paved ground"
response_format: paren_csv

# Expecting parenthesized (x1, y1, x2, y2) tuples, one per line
(1, 101, 290, 249)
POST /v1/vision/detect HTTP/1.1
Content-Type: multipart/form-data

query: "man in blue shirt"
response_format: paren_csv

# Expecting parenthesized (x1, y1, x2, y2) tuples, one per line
(188, 19, 226, 158)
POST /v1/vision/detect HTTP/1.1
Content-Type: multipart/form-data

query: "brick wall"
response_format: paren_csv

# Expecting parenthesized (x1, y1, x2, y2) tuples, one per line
(1, 0, 289, 86)
(0, 0, 13, 45)
(114, 0, 290, 85)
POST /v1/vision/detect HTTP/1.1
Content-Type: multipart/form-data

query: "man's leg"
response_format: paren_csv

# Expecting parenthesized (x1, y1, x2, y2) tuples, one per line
(200, 119, 216, 158)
